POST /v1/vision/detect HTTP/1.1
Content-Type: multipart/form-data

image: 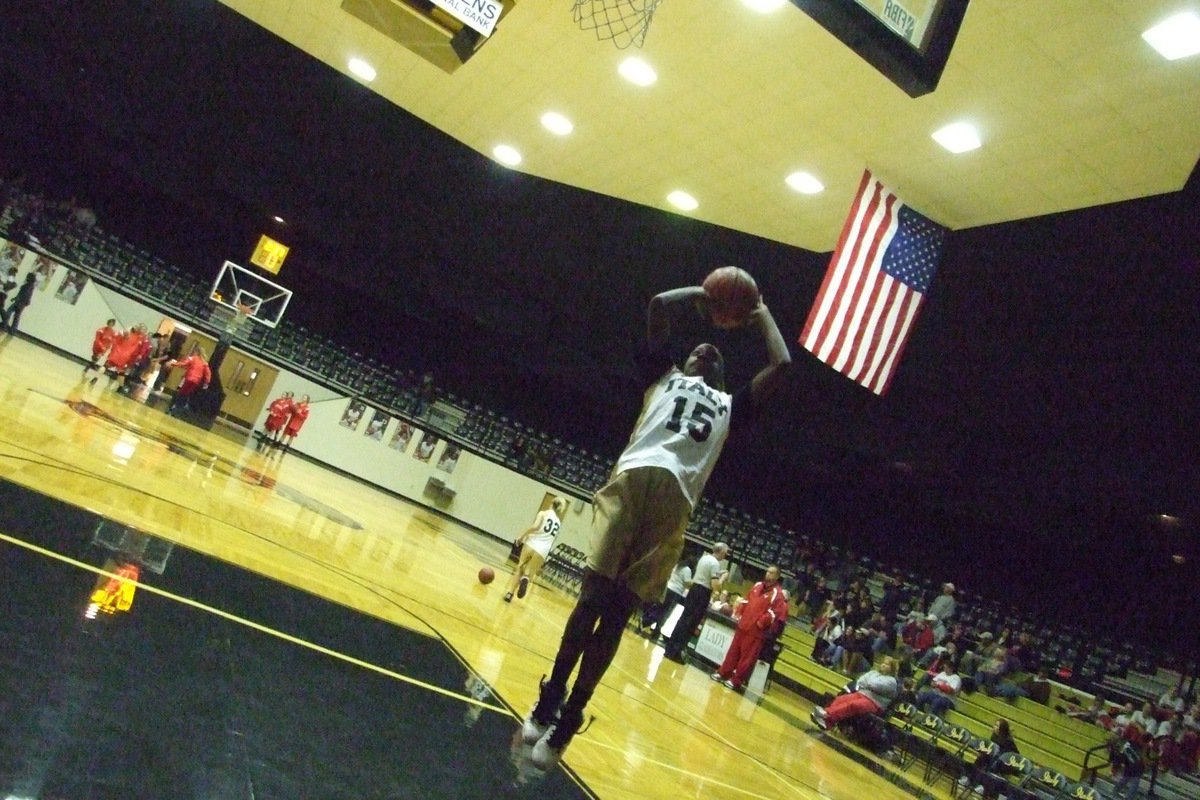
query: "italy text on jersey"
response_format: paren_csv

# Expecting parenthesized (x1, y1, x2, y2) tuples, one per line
(662, 376, 728, 443)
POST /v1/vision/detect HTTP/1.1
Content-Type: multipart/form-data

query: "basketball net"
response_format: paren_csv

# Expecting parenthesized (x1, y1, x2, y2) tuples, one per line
(210, 302, 255, 338)
(571, 0, 664, 49)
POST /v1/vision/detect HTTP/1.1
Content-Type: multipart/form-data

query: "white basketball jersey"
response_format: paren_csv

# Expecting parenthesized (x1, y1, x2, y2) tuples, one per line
(525, 509, 562, 558)
(614, 366, 734, 508)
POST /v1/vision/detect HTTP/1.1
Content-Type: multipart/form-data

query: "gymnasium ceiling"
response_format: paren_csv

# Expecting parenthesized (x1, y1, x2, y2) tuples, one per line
(219, 0, 1200, 251)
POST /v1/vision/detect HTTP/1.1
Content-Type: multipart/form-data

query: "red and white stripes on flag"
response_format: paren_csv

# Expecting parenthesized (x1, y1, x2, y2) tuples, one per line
(800, 170, 946, 395)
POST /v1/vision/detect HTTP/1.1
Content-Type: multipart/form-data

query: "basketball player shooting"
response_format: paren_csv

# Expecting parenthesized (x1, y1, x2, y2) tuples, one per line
(522, 269, 791, 769)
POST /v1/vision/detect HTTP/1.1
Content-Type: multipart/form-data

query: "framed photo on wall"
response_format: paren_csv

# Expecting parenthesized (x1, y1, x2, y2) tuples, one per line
(436, 444, 461, 473)
(364, 409, 390, 441)
(389, 421, 416, 452)
(55, 270, 88, 305)
(413, 432, 438, 462)
(340, 399, 366, 431)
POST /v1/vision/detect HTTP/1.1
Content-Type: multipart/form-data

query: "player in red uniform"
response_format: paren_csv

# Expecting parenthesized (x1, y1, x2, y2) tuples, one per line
(84, 318, 119, 381)
(281, 394, 310, 448)
(104, 324, 149, 391)
(166, 346, 212, 414)
(262, 391, 295, 444)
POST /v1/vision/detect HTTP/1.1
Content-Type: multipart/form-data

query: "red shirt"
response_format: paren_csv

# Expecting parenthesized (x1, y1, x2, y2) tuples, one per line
(175, 355, 211, 386)
(284, 402, 309, 435)
(92, 325, 117, 356)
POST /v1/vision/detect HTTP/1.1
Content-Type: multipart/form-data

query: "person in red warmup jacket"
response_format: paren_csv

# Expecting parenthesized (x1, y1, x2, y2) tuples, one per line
(711, 564, 789, 691)
(167, 346, 211, 414)
(280, 394, 310, 448)
(84, 318, 118, 379)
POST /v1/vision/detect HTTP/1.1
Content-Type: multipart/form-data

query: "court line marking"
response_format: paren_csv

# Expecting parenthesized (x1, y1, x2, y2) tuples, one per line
(0, 529, 509, 714)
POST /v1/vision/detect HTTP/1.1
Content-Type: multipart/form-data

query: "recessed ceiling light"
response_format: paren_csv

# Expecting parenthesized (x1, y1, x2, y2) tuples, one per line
(667, 190, 698, 211)
(932, 122, 982, 154)
(785, 171, 824, 194)
(348, 58, 377, 82)
(742, 0, 786, 12)
(1143, 12, 1200, 60)
(540, 112, 574, 136)
(493, 144, 522, 166)
(272, 215, 285, 224)
(618, 57, 657, 87)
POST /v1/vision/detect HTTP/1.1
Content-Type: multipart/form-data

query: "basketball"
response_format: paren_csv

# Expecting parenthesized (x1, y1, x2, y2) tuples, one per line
(702, 266, 759, 328)
(478, 566, 495, 585)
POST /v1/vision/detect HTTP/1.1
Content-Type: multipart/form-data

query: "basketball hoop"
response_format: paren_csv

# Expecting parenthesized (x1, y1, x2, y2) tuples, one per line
(571, 0, 665, 49)
(208, 301, 256, 339)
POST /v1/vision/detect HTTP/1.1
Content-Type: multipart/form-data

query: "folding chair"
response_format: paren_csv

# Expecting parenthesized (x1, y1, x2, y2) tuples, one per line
(950, 737, 999, 799)
(982, 752, 1033, 800)
(1062, 781, 1098, 800)
(925, 722, 972, 786)
(1022, 764, 1070, 800)
(886, 703, 921, 768)
(902, 710, 946, 773)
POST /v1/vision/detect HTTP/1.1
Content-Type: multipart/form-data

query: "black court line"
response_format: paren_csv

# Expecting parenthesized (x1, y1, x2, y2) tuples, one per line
(0, 479, 594, 800)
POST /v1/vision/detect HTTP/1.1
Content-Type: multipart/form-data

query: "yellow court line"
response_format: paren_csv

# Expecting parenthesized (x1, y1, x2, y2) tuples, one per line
(0, 530, 509, 715)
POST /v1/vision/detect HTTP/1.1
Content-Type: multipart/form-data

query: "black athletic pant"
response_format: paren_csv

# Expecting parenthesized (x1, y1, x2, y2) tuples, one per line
(663, 585, 713, 658)
(545, 571, 640, 715)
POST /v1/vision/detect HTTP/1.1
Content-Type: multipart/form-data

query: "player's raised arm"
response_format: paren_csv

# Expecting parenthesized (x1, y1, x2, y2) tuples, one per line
(647, 286, 706, 350)
(747, 302, 791, 404)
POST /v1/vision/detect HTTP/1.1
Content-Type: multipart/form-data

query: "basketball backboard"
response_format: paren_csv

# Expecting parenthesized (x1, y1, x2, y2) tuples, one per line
(208, 260, 292, 329)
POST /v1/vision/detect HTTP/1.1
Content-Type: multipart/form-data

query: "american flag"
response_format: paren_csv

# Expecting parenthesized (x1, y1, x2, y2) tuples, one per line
(800, 170, 946, 395)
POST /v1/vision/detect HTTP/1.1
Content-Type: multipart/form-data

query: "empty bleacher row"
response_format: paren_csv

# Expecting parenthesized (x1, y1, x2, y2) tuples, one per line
(0, 202, 1179, 706)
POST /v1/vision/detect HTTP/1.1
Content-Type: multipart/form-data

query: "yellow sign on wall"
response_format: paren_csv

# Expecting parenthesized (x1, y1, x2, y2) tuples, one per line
(250, 234, 290, 274)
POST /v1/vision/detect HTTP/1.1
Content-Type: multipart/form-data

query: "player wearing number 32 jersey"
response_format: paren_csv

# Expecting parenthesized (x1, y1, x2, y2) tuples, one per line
(523, 278, 791, 769)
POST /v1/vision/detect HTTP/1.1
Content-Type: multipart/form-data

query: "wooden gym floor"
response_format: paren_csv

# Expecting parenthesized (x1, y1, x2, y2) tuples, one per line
(0, 333, 947, 800)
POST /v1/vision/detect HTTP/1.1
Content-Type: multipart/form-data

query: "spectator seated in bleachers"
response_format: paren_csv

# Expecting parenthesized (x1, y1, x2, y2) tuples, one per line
(957, 630, 994, 680)
(877, 572, 903, 616)
(845, 594, 874, 631)
(973, 645, 1019, 695)
(798, 576, 831, 621)
(1127, 701, 1160, 741)
(810, 605, 843, 663)
(1008, 631, 1042, 674)
(957, 718, 1019, 799)
(914, 659, 962, 716)
(928, 581, 957, 622)
(899, 613, 936, 658)
(917, 640, 959, 675)
(1110, 701, 1136, 732)
(1064, 694, 1108, 725)
(865, 612, 892, 659)
(810, 657, 898, 731)
(1179, 701, 1200, 775)
(1158, 686, 1186, 715)
(825, 626, 874, 676)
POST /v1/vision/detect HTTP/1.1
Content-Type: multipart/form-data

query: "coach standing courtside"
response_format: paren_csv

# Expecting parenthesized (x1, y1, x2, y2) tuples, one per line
(663, 542, 729, 663)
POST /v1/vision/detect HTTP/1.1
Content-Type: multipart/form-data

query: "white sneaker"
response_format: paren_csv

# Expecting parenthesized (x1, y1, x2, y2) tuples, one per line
(521, 714, 549, 745)
(710, 672, 723, 682)
(531, 734, 564, 770)
(531, 708, 585, 770)
(958, 776, 970, 787)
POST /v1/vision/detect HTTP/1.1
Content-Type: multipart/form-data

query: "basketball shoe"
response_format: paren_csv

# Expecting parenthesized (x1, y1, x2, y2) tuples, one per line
(531, 707, 586, 770)
(517, 575, 530, 599)
(521, 677, 564, 745)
